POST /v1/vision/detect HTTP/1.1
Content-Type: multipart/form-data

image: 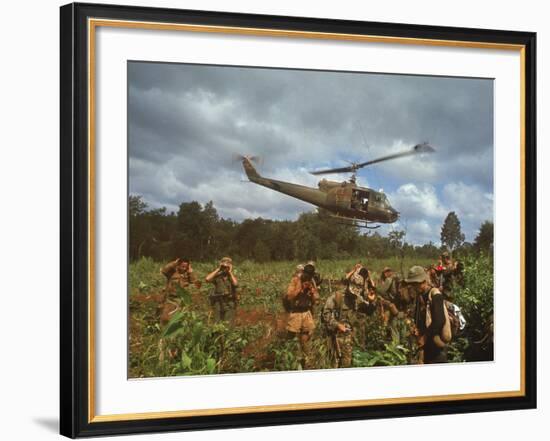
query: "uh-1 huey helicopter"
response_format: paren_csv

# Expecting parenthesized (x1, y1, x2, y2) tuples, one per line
(240, 142, 434, 228)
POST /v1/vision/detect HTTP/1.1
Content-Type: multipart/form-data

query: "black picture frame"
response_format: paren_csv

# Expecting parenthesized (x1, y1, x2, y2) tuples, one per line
(60, 2, 537, 438)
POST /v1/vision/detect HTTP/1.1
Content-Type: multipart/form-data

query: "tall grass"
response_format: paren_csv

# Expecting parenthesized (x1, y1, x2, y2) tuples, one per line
(129, 256, 491, 377)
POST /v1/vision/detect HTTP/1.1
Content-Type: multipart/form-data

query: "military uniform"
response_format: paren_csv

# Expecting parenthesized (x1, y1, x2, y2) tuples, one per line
(284, 273, 319, 369)
(208, 274, 238, 322)
(159, 260, 197, 325)
(377, 271, 398, 303)
(161, 260, 196, 292)
(322, 291, 375, 368)
(438, 252, 457, 300)
(377, 268, 401, 315)
(348, 270, 366, 297)
(405, 265, 448, 364)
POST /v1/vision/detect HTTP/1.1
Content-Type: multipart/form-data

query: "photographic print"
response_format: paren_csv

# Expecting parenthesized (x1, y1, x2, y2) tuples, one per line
(61, 5, 536, 436)
(128, 61, 494, 377)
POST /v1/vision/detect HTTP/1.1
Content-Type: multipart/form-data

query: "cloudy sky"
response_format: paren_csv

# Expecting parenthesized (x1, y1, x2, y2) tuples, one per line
(128, 61, 494, 245)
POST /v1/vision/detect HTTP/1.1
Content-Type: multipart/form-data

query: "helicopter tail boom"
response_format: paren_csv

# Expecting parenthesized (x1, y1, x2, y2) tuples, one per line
(241, 156, 262, 181)
(241, 156, 329, 208)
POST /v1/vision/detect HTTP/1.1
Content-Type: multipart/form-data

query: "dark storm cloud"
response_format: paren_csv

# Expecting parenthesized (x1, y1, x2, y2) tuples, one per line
(128, 61, 494, 244)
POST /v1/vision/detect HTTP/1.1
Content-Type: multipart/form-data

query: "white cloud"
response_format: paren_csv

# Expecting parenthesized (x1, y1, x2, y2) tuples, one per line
(388, 183, 447, 220)
(129, 62, 494, 246)
(442, 181, 493, 223)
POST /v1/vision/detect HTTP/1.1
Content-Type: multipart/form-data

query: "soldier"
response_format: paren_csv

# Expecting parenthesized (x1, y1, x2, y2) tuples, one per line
(159, 258, 198, 326)
(345, 263, 374, 300)
(205, 257, 239, 322)
(322, 284, 376, 368)
(438, 251, 458, 300)
(306, 260, 323, 287)
(376, 266, 400, 315)
(161, 258, 198, 293)
(406, 265, 449, 364)
(283, 263, 319, 369)
(426, 264, 439, 288)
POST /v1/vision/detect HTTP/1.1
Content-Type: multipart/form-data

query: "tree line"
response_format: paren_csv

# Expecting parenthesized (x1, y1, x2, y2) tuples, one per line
(129, 195, 493, 263)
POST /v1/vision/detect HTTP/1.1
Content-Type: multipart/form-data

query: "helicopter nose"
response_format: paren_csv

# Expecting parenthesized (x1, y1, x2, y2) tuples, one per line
(390, 209, 400, 222)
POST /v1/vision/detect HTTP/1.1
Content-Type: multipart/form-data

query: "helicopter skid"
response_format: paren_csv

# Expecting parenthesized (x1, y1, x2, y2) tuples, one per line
(330, 214, 381, 229)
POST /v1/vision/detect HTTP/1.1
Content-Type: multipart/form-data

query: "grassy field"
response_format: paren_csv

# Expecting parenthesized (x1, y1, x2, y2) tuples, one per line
(129, 256, 493, 378)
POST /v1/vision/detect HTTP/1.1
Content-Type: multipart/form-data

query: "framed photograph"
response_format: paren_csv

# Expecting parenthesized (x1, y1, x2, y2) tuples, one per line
(60, 2, 536, 438)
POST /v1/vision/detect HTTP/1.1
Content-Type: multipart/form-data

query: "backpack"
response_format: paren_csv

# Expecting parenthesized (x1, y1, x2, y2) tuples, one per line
(447, 302, 467, 337)
(425, 288, 466, 343)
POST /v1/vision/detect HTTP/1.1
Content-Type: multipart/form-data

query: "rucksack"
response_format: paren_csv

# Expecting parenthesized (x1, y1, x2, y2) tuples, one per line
(425, 288, 466, 343)
(446, 302, 467, 337)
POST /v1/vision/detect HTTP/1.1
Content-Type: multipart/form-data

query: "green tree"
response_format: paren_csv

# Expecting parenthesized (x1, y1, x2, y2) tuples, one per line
(473, 221, 494, 255)
(253, 241, 271, 262)
(440, 211, 465, 254)
(388, 230, 406, 256)
(129, 195, 151, 260)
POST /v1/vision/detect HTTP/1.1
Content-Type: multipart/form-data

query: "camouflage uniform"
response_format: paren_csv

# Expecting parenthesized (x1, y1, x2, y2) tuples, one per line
(205, 257, 239, 322)
(208, 274, 238, 322)
(378, 267, 401, 308)
(322, 291, 375, 368)
(159, 260, 197, 326)
(284, 272, 319, 369)
(377, 268, 399, 304)
(161, 260, 197, 291)
(439, 264, 456, 300)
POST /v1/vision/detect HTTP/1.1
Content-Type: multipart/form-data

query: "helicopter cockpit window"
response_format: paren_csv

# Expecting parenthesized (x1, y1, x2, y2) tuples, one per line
(374, 194, 389, 207)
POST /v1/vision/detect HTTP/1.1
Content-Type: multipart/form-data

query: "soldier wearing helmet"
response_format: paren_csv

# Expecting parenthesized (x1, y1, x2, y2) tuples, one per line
(283, 263, 320, 369)
(205, 257, 239, 322)
(405, 265, 448, 364)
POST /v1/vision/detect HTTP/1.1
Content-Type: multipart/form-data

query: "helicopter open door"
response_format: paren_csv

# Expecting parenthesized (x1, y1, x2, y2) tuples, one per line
(351, 189, 370, 212)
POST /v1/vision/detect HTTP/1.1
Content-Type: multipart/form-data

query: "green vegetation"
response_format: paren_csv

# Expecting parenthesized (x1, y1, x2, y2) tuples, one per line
(129, 255, 493, 378)
(129, 195, 445, 263)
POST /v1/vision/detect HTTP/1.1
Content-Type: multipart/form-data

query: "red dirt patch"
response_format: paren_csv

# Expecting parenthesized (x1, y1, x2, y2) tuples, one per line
(234, 308, 274, 326)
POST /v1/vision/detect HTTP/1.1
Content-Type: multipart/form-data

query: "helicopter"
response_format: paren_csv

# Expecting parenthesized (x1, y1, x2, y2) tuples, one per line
(240, 142, 434, 229)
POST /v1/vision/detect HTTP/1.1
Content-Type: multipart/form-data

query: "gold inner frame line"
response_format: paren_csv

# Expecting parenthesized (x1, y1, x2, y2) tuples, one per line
(87, 17, 527, 424)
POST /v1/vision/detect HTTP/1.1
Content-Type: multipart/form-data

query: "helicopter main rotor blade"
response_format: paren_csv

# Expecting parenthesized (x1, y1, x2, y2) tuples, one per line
(309, 165, 357, 175)
(309, 142, 434, 176)
(356, 142, 435, 168)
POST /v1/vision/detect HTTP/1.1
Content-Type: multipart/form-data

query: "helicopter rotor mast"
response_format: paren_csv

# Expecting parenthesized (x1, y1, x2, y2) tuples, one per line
(309, 142, 435, 181)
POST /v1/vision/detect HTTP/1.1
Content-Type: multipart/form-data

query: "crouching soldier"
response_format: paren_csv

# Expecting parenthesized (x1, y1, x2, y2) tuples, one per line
(159, 258, 198, 326)
(205, 257, 239, 322)
(322, 287, 376, 368)
(283, 263, 319, 369)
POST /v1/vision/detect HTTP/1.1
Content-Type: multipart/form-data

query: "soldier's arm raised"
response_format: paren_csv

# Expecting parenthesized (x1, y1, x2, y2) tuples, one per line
(345, 267, 358, 280)
(205, 268, 220, 283)
(286, 276, 302, 300)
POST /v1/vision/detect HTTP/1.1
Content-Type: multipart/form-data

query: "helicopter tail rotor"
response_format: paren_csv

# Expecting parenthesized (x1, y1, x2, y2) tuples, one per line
(232, 153, 262, 164)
